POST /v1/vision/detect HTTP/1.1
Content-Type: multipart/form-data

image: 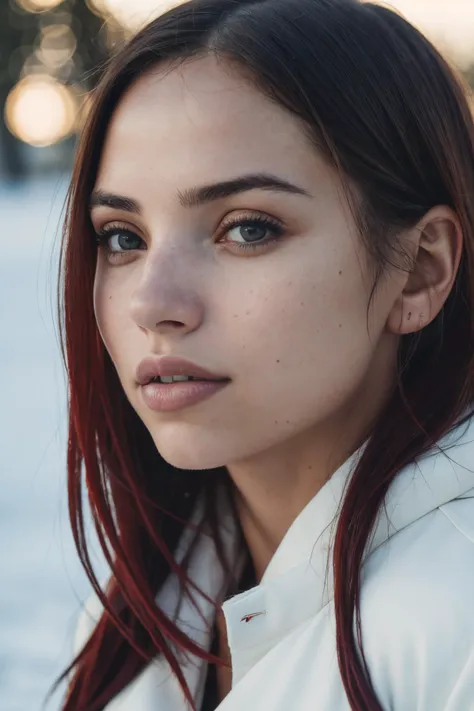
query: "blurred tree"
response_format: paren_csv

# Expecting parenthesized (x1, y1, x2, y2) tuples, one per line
(66, 0, 116, 87)
(0, 2, 34, 178)
(0, 0, 115, 180)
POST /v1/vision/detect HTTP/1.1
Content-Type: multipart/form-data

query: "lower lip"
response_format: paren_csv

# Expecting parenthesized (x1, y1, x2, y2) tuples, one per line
(140, 379, 230, 412)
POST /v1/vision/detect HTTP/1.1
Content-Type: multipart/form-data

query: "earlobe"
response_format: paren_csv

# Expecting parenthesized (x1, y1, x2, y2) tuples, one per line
(386, 205, 463, 337)
(387, 295, 428, 336)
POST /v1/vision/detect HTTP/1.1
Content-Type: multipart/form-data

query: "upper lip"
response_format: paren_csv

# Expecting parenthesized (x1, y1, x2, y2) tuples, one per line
(135, 356, 230, 385)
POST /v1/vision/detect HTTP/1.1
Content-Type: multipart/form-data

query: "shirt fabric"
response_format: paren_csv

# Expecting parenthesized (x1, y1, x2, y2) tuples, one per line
(74, 413, 474, 710)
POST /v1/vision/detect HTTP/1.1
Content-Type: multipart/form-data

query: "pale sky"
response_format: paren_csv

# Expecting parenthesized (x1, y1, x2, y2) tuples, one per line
(100, 0, 474, 67)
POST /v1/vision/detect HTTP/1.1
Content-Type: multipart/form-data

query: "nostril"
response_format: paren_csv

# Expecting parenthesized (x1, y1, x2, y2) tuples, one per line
(155, 320, 184, 327)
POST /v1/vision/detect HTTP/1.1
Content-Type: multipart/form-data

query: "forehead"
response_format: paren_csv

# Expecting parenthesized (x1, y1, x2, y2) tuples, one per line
(96, 55, 325, 193)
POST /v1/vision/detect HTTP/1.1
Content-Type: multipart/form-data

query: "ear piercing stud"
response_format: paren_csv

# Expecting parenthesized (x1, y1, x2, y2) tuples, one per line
(406, 311, 425, 328)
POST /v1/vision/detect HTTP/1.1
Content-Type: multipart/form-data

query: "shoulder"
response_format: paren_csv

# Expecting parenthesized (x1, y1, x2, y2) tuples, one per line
(359, 499, 474, 710)
(361, 495, 474, 617)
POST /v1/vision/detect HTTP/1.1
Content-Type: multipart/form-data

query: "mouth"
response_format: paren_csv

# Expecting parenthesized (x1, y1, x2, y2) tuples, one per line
(140, 376, 231, 412)
(136, 355, 230, 387)
(147, 375, 230, 385)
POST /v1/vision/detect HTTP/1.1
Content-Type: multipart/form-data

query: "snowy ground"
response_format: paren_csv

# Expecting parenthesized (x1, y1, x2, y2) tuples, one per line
(0, 176, 107, 711)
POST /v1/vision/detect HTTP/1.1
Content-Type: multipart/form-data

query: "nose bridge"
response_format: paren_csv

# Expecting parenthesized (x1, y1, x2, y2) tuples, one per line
(130, 237, 204, 332)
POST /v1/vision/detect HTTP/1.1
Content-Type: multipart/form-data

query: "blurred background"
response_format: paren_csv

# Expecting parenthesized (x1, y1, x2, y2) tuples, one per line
(0, 1, 473, 710)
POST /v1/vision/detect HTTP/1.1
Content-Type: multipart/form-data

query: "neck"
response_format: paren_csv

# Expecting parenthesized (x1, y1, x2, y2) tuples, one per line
(228, 416, 363, 581)
(226, 373, 395, 581)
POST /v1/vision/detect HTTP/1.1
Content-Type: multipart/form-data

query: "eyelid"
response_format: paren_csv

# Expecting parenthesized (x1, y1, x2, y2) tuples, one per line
(94, 218, 142, 234)
(219, 208, 284, 226)
(94, 206, 284, 232)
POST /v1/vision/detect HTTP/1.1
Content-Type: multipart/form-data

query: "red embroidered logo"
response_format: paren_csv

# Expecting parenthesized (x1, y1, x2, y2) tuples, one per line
(240, 611, 266, 623)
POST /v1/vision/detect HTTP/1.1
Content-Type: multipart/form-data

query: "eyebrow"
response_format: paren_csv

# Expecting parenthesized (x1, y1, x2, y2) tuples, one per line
(88, 172, 312, 214)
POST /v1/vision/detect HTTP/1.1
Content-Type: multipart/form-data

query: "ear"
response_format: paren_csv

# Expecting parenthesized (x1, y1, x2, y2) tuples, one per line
(386, 205, 463, 335)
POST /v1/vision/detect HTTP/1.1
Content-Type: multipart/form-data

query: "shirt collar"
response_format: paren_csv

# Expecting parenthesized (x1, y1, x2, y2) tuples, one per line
(166, 411, 474, 693)
(220, 412, 474, 683)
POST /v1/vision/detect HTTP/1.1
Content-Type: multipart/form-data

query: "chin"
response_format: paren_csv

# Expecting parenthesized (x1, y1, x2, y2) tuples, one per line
(150, 430, 229, 471)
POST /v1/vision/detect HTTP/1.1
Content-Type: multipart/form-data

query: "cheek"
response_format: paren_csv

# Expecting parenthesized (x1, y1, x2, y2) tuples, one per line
(93, 268, 129, 364)
(240, 251, 371, 355)
(230, 254, 377, 419)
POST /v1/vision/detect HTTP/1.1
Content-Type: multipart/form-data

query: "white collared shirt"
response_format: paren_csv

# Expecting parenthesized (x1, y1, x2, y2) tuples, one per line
(74, 415, 474, 710)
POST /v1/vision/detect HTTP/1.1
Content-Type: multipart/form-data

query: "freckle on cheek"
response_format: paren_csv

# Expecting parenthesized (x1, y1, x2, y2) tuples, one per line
(339, 270, 343, 275)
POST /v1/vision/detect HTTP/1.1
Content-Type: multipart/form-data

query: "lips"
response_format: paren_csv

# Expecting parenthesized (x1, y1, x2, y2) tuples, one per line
(135, 355, 230, 386)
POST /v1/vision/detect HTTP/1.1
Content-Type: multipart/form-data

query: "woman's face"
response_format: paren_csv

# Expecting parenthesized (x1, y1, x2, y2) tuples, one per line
(91, 55, 404, 472)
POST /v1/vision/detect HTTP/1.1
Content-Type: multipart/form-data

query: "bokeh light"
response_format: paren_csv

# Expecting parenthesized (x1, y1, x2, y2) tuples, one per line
(37, 24, 77, 70)
(5, 75, 78, 147)
(15, 0, 64, 12)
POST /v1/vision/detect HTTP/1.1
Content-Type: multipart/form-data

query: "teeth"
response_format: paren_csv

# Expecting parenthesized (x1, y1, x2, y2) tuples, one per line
(154, 375, 197, 384)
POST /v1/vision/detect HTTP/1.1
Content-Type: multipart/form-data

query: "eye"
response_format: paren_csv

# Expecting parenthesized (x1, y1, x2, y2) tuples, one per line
(95, 225, 144, 256)
(94, 212, 286, 261)
(217, 213, 285, 252)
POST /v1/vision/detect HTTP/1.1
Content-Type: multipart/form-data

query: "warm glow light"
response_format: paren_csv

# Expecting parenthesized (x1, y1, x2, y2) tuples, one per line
(86, 0, 108, 17)
(5, 76, 78, 147)
(37, 24, 77, 70)
(15, 0, 64, 11)
(382, 1, 474, 68)
(96, 0, 474, 65)
(99, 0, 184, 30)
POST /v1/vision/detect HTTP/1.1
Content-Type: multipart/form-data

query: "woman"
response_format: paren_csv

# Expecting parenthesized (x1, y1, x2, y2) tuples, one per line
(53, 0, 474, 709)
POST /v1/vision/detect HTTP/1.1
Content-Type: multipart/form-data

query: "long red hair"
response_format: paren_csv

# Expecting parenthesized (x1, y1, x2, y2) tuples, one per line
(52, 1, 474, 709)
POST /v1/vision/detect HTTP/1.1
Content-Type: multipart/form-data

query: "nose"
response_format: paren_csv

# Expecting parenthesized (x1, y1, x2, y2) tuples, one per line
(129, 247, 205, 336)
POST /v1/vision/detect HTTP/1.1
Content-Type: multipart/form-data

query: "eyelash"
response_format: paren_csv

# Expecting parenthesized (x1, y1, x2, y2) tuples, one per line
(94, 213, 286, 259)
